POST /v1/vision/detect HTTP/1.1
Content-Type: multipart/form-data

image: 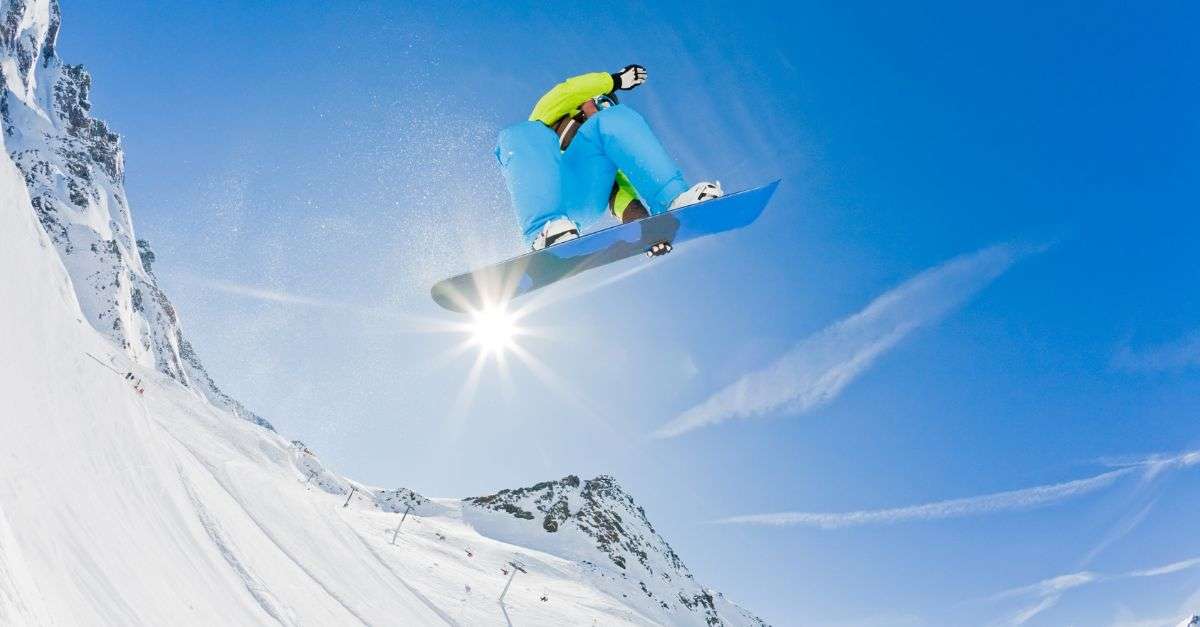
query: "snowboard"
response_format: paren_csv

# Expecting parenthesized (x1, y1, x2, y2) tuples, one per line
(431, 180, 780, 313)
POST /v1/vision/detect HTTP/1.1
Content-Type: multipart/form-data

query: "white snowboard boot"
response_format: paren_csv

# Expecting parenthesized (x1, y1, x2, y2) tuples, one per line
(668, 181, 724, 210)
(531, 217, 580, 251)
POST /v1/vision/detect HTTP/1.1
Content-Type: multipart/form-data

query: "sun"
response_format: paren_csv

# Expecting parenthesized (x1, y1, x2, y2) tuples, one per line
(468, 304, 520, 356)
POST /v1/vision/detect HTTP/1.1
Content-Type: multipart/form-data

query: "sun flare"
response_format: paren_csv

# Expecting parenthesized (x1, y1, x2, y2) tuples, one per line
(468, 305, 520, 355)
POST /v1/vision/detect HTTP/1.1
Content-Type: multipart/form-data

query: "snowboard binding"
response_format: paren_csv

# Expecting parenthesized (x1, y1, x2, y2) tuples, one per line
(646, 240, 673, 257)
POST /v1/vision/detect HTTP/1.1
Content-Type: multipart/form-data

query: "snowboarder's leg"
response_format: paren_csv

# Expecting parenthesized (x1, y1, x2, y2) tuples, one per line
(574, 104, 689, 214)
(559, 133, 619, 229)
(495, 121, 566, 244)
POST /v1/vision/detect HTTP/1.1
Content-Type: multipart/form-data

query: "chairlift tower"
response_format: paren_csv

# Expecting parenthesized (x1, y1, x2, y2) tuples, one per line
(499, 560, 528, 602)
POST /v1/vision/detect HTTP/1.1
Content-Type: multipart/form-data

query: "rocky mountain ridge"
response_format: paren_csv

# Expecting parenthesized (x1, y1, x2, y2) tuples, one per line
(466, 474, 762, 626)
(0, 0, 269, 429)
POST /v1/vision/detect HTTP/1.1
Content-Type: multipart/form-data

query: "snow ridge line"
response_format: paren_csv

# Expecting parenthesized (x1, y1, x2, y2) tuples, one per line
(176, 466, 292, 626)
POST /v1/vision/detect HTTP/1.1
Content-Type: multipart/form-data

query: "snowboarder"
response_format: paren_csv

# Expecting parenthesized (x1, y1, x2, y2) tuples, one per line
(496, 64, 723, 250)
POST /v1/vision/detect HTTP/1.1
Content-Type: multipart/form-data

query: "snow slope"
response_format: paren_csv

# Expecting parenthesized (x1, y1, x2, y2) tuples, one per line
(0, 1, 764, 624)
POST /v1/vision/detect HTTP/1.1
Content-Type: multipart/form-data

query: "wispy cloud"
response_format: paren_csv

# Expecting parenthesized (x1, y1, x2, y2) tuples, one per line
(713, 468, 1131, 528)
(1129, 557, 1200, 578)
(993, 556, 1200, 625)
(178, 274, 338, 308)
(991, 571, 1100, 602)
(1103, 450, 1200, 480)
(712, 450, 1198, 528)
(1009, 593, 1063, 625)
(652, 242, 1041, 439)
(1080, 497, 1158, 565)
(1113, 330, 1200, 372)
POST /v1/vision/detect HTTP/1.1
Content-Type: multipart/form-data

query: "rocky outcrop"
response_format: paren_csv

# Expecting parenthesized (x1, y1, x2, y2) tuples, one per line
(0, 0, 270, 429)
(466, 475, 768, 626)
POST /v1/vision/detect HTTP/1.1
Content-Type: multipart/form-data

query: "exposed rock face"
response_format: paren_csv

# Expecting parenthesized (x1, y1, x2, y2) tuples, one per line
(466, 475, 768, 626)
(0, 0, 269, 429)
(467, 475, 683, 572)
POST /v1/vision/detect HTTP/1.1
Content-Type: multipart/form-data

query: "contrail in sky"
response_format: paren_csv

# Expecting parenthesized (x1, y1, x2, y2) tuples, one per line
(653, 242, 1042, 439)
(711, 450, 1199, 528)
(992, 554, 1200, 625)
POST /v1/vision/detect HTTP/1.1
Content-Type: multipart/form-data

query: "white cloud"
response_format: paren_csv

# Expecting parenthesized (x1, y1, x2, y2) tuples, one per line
(713, 468, 1133, 528)
(993, 571, 1099, 601)
(1129, 557, 1200, 578)
(1114, 330, 1200, 372)
(653, 242, 1040, 439)
(1101, 450, 1200, 481)
(989, 556, 1200, 625)
(713, 450, 1198, 528)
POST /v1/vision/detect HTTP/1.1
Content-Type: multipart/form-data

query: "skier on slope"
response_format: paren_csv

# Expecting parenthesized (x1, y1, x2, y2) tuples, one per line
(496, 64, 724, 250)
(124, 372, 145, 395)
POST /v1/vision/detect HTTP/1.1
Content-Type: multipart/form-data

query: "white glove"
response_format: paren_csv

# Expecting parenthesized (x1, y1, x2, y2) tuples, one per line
(612, 64, 647, 90)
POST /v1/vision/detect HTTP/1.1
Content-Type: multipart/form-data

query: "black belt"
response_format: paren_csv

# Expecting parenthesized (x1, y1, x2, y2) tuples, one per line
(551, 111, 589, 151)
(549, 94, 618, 151)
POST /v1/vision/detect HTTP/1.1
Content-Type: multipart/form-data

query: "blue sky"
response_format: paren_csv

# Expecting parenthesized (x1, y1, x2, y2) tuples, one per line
(63, 1, 1199, 624)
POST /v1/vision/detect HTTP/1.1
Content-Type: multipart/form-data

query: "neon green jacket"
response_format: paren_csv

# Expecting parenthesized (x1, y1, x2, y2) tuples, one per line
(529, 72, 639, 217)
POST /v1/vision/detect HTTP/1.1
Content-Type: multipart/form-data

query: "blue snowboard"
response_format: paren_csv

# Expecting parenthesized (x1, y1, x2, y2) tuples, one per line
(431, 180, 780, 313)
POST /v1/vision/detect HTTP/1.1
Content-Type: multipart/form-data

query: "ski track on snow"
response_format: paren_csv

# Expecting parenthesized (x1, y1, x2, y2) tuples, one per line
(338, 514, 459, 626)
(177, 467, 292, 626)
(148, 406, 375, 625)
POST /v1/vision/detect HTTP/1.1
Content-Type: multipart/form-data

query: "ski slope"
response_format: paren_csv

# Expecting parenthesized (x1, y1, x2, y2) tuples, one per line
(0, 140, 760, 624)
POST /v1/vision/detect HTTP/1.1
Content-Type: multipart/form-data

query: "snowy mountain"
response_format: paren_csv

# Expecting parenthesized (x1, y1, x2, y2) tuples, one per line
(0, 0, 269, 429)
(0, 1, 763, 624)
(465, 475, 763, 626)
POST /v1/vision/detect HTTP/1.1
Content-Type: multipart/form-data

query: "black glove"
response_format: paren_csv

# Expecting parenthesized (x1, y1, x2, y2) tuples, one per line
(612, 64, 647, 90)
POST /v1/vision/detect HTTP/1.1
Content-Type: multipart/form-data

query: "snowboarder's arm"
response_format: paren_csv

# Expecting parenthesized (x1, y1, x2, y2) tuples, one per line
(528, 72, 615, 126)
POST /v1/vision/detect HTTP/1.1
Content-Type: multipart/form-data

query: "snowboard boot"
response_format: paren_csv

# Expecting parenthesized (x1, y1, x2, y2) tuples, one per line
(531, 217, 580, 251)
(668, 181, 724, 210)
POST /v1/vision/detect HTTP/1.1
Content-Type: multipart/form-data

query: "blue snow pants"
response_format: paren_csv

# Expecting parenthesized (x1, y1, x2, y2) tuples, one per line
(495, 105, 689, 244)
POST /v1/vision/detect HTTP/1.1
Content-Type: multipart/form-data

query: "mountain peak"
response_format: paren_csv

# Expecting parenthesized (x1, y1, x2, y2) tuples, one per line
(464, 475, 764, 626)
(466, 474, 684, 575)
(1, 0, 269, 430)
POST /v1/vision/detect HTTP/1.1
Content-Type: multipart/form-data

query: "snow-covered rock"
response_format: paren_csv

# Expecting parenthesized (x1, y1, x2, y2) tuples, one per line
(0, 0, 270, 429)
(466, 475, 766, 626)
(0, 1, 765, 624)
